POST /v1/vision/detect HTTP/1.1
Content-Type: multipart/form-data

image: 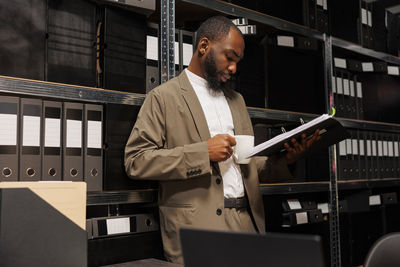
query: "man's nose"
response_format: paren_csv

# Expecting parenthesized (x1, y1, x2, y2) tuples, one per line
(228, 62, 237, 74)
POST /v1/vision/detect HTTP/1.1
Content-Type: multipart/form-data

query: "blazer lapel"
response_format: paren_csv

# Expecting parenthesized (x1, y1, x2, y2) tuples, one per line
(178, 71, 211, 142)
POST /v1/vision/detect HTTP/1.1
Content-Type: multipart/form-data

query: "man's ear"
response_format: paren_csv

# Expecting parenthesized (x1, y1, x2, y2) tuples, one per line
(197, 37, 209, 56)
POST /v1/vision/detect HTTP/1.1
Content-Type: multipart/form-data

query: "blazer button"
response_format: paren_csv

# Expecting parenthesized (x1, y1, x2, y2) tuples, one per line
(216, 178, 221, 185)
(216, 209, 222, 216)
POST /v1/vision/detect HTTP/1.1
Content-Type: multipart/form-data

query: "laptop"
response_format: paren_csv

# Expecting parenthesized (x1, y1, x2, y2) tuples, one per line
(180, 228, 326, 267)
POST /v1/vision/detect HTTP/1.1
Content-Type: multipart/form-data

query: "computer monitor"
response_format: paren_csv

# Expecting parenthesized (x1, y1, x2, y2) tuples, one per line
(180, 228, 326, 267)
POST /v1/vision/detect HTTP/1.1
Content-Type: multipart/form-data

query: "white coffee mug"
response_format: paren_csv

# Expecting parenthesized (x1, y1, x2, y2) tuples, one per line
(233, 135, 254, 164)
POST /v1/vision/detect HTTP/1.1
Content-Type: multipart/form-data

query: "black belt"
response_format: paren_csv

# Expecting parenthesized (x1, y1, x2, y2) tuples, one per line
(224, 197, 248, 209)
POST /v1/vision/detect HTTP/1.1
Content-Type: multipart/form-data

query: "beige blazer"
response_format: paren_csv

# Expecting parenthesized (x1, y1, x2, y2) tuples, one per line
(124, 71, 292, 263)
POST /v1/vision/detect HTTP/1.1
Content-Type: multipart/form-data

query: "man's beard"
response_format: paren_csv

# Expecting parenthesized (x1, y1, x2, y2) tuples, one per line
(203, 49, 236, 95)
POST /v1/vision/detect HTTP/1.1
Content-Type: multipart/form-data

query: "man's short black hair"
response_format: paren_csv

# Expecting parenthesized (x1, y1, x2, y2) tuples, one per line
(195, 16, 243, 49)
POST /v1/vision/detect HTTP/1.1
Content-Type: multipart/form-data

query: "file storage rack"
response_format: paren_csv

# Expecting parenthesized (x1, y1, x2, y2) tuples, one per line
(1, 0, 400, 266)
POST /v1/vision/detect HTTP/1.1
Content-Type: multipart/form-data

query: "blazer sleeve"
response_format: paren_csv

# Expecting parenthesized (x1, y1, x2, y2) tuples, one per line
(124, 89, 212, 181)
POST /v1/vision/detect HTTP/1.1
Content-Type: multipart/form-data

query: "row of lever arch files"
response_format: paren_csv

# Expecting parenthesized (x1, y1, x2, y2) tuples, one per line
(0, 95, 103, 191)
(337, 129, 400, 180)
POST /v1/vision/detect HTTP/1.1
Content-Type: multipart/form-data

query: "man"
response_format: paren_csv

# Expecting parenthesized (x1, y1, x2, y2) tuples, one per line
(125, 16, 320, 263)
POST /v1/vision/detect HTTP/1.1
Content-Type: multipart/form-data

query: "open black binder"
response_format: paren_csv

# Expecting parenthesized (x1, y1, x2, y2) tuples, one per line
(248, 114, 349, 157)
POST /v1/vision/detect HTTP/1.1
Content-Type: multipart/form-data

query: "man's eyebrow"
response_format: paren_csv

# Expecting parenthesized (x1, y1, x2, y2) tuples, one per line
(229, 49, 242, 59)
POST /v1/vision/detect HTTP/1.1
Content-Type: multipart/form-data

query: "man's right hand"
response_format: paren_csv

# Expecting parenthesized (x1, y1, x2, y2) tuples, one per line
(207, 134, 236, 162)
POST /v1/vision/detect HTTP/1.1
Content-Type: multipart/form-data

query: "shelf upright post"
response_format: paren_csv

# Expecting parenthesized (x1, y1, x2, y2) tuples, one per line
(160, 0, 176, 83)
(323, 33, 341, 267)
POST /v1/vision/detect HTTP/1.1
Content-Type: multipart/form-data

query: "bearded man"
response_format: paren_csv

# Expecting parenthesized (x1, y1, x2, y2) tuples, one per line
(124, 16, 319, 264)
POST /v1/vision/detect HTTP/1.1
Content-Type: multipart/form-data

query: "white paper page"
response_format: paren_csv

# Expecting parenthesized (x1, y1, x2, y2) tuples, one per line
(372, 140, 377, 156)
(66, 119, 82, 148)
(277, 36, 294, 47)
(332, 76, 336, 93)
(175, 41, 179, 65)
(316, 0, 323, 6)
(296, 212, 308, 224)
(378, 141, 383, 157)
(323, 0, 328, 10)
(389, 142, 394, 157)
(45, 118, 61, 147)
(361, 8, 368, 25)
(334, 58, 347, 69)
(0, 114, 17, 145)
(350, 81, 355, 97)
(23, 115, 40, 146)
(357, 82, 363, 98)
(352, 139, 358, 155)
(387, 66, 399, 76)
(339, 141, 347, 156)
(318, 203, 329, 214)
(395, 142, 399, 157)
(368, 11, 372, 27)
(383, 141, 388, 156)
(336, 77, 343, 94)
(346, 139, 352, 155)
(106, 217, 130, 235)
(87, 121, 102, 149)
(369, 195, 381, 206)
(362, 62, 374, 72)
(287, 199, 302, 210)
(146, 36, 158, 61)
(183, 43, 193, 66)
(343, 79, 350, 95)
(359, 140, 365, 156)
(248, 114, 331, 157)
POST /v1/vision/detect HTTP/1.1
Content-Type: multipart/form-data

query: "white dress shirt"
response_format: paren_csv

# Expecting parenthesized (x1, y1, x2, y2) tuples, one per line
(185, 68, 244, 198)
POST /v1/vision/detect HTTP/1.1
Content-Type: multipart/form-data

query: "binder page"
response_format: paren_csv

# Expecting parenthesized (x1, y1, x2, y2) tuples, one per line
(248, 114, 331, 157)
(45, 118, 61, 147)
(0, 114, 17, 145)
(146, 35, 158, 61)
(23, 115, 40, 146)
(66, 119, 82, 148)
(87, 120, 102, 149)
(183, 43, 193, 66)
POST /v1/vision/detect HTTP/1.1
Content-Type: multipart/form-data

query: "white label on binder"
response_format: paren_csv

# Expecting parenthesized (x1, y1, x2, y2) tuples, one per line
(383, 141, 388, 156)
(350, 81, 355, 97)
(343, 79, 350, 95)
(0, 114, 17, 146)
(357, 82, 363, 98)
(368, 11, 372, 27)
(378, 141, 383, 156)
(106, 217, 130, 235)
(23, 115, 40, 146)
(45, 118, 61, 147)
(332, 76, 336, 93)
(277, 36, 294, 47)
(336, 77, 343, 94)
(175, 41, 179, 65)
(367, 140, 372, 156)
(352, 139, 358, 155)
(182, 43, 193, 66)
(295, 212, 308, 224)
(66, 119, 82, 148)
(362, 62, 374, 72)
(146, 36, 158, 61)
(359, 140, 365, 156)
(369, 195, 381, 206)
(339, 141, 347, 156)
(361, 9, 368, 25)
(317, 0, 323, 6)
(394, 142, 399, 157)
(387, 66, 400, 76)
(346, 139, 352, 154)
(334, 58, 347, 69)
(87, 121, 102, 149)
(389, 142, 394, 157)
(372, 140, 377, 156)
(323, 0, 328, 10)
(317, 203, 329, 214)
(287, 199, 302, 210)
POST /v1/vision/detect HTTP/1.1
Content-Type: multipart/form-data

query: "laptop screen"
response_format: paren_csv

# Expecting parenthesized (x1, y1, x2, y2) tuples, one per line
(180, 228, 326, 267)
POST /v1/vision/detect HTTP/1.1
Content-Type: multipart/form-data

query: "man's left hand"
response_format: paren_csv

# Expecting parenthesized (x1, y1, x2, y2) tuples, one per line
(284, 129, 321, 165)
